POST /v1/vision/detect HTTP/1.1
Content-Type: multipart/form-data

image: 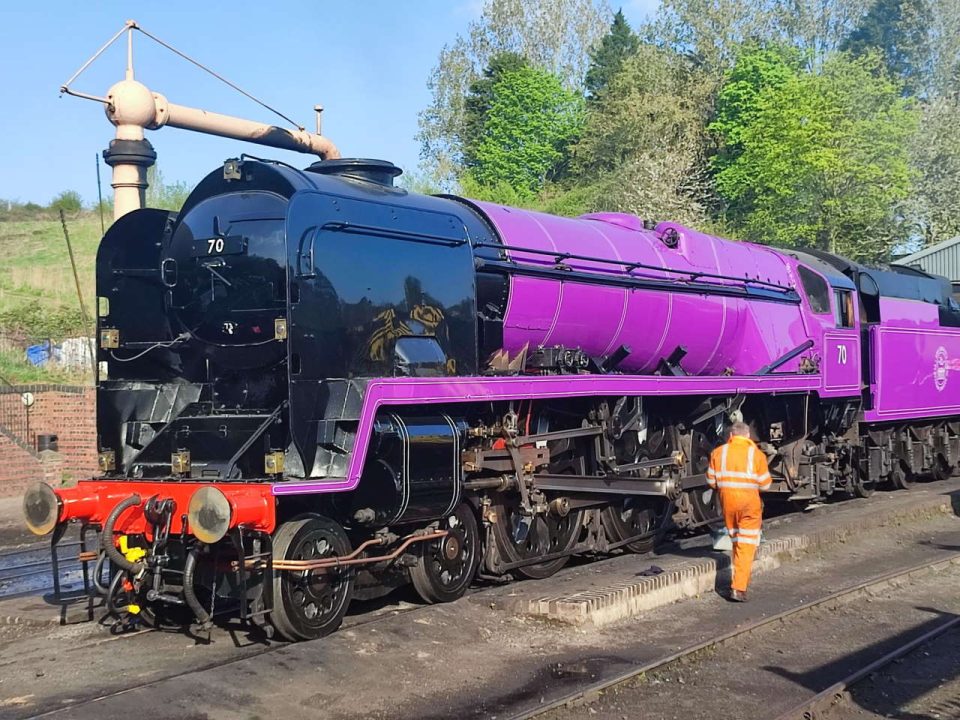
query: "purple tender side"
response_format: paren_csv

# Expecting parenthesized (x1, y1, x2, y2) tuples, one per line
(866, 297, 960, 422)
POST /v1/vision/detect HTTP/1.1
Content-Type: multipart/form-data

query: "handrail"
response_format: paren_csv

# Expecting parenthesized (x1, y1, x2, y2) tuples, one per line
(472, 240, 795, 294)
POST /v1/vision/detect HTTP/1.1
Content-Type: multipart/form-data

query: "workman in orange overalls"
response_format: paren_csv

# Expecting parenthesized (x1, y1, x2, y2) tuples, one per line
(706, 421, 771, 602)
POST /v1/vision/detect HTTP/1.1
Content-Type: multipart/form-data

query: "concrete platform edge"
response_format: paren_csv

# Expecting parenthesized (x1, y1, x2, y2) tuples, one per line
(507, 493, 957, 627)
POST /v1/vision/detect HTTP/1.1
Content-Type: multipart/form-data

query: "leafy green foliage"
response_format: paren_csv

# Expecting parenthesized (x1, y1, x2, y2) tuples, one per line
(417, 0, 611, 187)
(709, 46, 804, 177)
(463, 52, 530, 166)
(146, 167, 191, 211)
(48, 190, 83, 214)
(908, 96, 960, 244)
(0, 303, 90, 339)
(464, 64, 584, 198)
(585, 10, 640, 100)
(568, 44, 716, 226)
(841, 0, 932, 94)
(712, 53, 917, 261)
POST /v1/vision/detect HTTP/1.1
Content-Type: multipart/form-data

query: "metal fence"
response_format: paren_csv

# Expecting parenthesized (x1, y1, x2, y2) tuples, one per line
(0, 375, 35, 452)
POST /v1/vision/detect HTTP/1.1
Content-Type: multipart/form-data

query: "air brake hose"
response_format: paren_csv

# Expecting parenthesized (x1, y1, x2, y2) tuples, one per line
(102, 494, 145, 574)
(183, 545, 212, 630)
(93, 549, 111, 595)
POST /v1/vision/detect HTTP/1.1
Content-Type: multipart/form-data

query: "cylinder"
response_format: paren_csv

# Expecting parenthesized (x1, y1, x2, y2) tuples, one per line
(333, 414, 467, 526)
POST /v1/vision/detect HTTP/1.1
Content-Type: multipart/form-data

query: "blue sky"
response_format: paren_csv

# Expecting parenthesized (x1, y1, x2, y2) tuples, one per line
(0, 1, 659, 205)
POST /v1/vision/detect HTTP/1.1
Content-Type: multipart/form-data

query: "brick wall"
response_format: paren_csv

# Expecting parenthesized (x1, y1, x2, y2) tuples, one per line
(0, 385, 96, 497)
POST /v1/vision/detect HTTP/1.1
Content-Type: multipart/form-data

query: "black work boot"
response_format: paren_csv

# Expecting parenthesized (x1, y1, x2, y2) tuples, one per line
(729, 589, 748, 602)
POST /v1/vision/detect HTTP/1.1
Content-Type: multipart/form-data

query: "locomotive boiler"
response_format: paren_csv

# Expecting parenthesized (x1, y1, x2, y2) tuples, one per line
(24, 154, 960, 640)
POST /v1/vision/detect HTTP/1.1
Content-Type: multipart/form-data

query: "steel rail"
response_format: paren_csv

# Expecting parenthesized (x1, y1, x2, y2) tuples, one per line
(772, 616, 960, 720)
(510, 552, 960, 720)
(0, 541, 80, 560)
(0, 542, 86, 599)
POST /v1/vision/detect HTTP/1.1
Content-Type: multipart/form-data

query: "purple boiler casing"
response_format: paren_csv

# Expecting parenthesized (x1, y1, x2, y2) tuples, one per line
(472, 202, 817, 376)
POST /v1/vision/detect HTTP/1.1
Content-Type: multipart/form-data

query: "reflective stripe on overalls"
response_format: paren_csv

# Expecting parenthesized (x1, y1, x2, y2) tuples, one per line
(707, 436, 770, 592)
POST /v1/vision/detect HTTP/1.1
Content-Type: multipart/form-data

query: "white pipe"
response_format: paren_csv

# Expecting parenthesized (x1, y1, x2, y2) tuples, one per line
(152, 94, 341, 159)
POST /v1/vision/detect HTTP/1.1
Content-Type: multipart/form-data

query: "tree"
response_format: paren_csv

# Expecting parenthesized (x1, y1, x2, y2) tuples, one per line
(49, 190, 83, 214)
(146, 167, 190, 211)
(585, 9, 640, 100)
(464, 64, 584, 198)
(907, 96, 960, 244)
(709, 46, 804, 205)
(568, 44, 716, 225)
(649, 0, 778, 79)
(463, 52, 529, 164)
(713, 53, 917, 261)
(927, 0, 960, 96)
(841, 0, 932, 94)
(776, 0, 874, 69)
(649, 0, 874, 76)
(417, 0, 611, 187)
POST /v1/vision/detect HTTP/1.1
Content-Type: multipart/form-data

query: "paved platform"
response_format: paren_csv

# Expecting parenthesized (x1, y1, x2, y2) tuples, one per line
(495, 481, 960, 626)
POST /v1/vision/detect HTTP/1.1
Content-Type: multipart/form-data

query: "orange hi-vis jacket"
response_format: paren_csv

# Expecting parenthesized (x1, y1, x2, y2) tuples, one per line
(706, 434, 771, 592)
(706, 435, 771, 497)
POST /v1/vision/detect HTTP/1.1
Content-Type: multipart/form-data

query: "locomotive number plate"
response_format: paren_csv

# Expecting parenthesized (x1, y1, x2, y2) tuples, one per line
(191, 235, 246, 257)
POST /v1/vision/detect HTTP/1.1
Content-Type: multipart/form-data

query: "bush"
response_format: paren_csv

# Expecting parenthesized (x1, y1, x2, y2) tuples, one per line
(0, 303, 91, 339)
(49, 190, 84, 214)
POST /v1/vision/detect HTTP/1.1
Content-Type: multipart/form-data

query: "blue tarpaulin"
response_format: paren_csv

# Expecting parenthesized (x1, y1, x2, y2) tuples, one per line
(26, 343, 53, 366)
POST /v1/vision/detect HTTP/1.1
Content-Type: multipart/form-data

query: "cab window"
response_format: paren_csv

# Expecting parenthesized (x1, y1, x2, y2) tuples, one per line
(834, 289, 855, 328)
(798, 266, 830, 314)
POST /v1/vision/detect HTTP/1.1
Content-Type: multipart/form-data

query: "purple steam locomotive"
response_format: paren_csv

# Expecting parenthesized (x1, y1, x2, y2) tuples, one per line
(23, 157, 960, 640)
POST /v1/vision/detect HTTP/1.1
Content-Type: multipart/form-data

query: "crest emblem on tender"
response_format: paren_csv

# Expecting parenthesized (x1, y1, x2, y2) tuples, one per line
(934, 346, 949, 391)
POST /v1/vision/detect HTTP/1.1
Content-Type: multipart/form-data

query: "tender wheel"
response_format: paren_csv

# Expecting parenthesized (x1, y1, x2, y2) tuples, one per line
(270, 516, 354, 642)
(601, 498, 664, 553)
(851, 472, 875, 498)
(890, 459, 914, 490)
(410, 503, 480, 604)
(490, 493, 583, 579)
(931, 454, 952, 482)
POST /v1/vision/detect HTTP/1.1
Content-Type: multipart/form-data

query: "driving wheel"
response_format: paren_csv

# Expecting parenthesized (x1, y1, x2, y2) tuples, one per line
(270, 516, 354, 641)
(490, 493, 584, 580)
(410, 503, 480, 604)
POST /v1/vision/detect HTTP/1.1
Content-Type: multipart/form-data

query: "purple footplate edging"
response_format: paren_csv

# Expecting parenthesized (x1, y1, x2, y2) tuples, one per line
(271, 373, 822, 496)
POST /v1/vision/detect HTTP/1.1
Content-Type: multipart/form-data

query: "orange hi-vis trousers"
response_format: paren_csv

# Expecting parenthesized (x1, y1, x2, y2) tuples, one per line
(707, 435, 771, 593)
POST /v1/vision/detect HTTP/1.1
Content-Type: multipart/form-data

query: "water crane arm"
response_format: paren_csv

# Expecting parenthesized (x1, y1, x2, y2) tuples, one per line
(149, 94, 340, 159)
(60, 20, 339, 219)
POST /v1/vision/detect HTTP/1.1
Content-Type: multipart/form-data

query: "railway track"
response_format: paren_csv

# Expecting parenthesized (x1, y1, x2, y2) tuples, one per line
(773, 616, 960, 720)
(16, 577, 469, 719)
(510, 552, 960, 720)
(0, 541, 83, 600)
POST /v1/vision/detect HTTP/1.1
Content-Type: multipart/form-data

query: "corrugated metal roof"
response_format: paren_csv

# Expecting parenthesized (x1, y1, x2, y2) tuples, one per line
(895, 236, 960, 281)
